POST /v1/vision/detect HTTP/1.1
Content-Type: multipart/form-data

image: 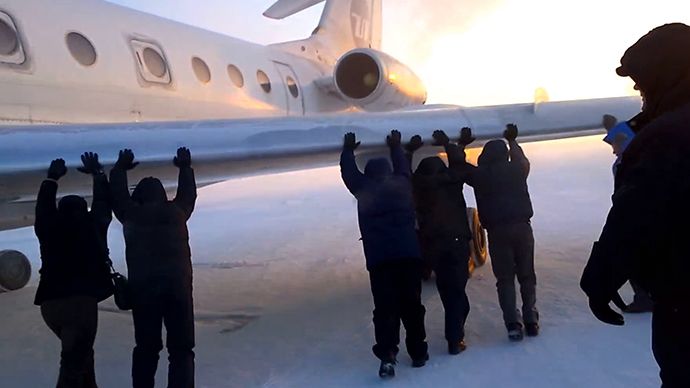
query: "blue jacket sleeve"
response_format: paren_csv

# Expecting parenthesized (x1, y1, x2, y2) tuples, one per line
(391, 145, 411, 177)
(109, 167, 136, 223)
(173, 166, 197, 221)
(340, 148, 366, 195)
(90, 173, 112, 234)
(34, 179, 58, 241)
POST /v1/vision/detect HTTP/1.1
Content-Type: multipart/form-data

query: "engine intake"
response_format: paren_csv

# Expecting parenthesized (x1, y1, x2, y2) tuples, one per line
(334, 48, 426, 111)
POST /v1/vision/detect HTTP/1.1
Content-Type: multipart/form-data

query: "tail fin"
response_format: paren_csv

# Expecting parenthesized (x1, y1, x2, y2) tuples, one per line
(265, 0, 382, 52)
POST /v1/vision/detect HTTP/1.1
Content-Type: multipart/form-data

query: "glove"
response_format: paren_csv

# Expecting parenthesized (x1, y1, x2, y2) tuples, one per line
(77, 152, 103, 175)
(115, 149, 139, 171)
(458, 127, 475, 146)
(173, 147, 192, 168)
(47, 159, 67, 180)
(503, 123, 518, 141)
(588, 297, 625, 326)
(405, 135, 424, 153)
(343, 132, 360, 151)
(432, 130, 450, 146)
(386, 130, 402, 148)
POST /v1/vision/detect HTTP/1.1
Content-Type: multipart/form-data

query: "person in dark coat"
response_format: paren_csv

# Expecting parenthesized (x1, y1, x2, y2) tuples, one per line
(458, 124, 538, 341)
(340, 130, 428, 379)
(581, 23, 690, 387)
(34, 153, 114, 388)
(110, 148, 197, 388)
(601, 114, 653, 313)
(407, 130, 473, 354)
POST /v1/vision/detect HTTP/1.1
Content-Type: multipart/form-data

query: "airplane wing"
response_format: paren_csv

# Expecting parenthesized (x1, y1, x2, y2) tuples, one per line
(0, 96, 640, 230)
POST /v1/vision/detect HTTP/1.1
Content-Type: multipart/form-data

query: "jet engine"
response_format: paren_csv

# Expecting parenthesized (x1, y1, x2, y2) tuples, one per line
(334, 48, 427, 111)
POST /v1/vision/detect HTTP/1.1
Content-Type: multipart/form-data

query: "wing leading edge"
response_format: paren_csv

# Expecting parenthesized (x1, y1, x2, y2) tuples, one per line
(0, 96, 640, 230)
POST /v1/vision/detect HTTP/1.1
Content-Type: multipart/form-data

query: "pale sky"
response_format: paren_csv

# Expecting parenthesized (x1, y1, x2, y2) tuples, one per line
(107, 0, 690, 106)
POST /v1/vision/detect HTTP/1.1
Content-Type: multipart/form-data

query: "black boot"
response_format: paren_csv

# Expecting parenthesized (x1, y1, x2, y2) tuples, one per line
(525, 322, 539, 337)
(411, 353, 429, 368)
(448, 340, 467, 355)
(507, 322, 524, 341)
(378, 361, 395, 379)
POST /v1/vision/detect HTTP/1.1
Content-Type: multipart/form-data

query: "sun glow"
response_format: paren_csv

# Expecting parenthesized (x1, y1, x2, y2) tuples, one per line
(385, 0, 690, 106)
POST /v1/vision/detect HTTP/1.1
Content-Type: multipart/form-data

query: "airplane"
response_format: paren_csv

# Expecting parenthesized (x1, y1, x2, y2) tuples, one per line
(0, 0, 641, 290)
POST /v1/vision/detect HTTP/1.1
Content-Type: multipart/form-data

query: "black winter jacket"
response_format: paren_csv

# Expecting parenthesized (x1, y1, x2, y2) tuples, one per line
(34, 174, 114, 305)
(412, 144, 471, 242)
(581, 102, 690, 307)
(110, 167, 197, 296)
(459, 139, 533, 230)
(340, 145, 421, 270)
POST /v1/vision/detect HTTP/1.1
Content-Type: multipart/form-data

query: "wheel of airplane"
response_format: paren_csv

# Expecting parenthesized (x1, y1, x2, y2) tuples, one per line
(467, 208, 488, 271)
(0, 250, 31, 293)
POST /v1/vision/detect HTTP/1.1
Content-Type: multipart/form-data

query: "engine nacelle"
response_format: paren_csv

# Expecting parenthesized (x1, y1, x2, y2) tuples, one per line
(334, 48, 427, 111)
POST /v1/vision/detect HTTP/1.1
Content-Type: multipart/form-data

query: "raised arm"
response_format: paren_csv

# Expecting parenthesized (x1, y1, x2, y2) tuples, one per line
(172, 147, 197, 220)
(35, 159, 66, 240)
(109, 149, 139, 223)
(432, 129, 476, 185)
(404, 135, 424, 167)
(504, 124, 530, 176)
(387, 130, 410, 177)
(78, 152, 112, 232)
(340, 132, 366, 195)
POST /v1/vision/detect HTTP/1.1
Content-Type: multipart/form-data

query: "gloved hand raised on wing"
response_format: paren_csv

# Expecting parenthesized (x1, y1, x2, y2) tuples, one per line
(405, 135, 424, 153)
(115, 149, 139, 171)
(173, 147, 192, 168)
(47, 159, 67, 180)
(77, 152, 104, 175)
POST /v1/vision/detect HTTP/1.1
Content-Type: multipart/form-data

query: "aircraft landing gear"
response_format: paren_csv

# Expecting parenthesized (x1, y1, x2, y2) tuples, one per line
(0, 250, 31, 292)
(467, 207, 488, 276)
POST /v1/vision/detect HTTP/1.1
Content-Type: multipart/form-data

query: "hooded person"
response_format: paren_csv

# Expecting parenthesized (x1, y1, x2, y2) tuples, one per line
(34, 153, 114, 388)
(581, 23, 690, 387)
(109, 147, 197, 388)
(340, 130, 428, 379)
(453, 125, 538, 341)
(408, 131, 472, 355)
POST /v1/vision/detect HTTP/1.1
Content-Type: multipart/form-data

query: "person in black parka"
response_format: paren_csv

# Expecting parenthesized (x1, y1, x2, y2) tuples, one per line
(458, 124, 538, 341)
(34, 153, 114, 388)
(110, 148, 197, 388)
(581, 23, 690, 388)
(340, 130, 428, 379)
(407, 130, 473, 355)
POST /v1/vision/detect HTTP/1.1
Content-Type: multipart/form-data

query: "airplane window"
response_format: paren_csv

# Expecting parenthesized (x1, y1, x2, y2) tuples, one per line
(143, 47, 167, 78)
(0, 19, 17, 56)
(257, 70, 271, 93)
(286, 76, 299, 98)
(227, 64, 244, 88)
(66, 32, 96, 67)
(192, 57, 211, 84)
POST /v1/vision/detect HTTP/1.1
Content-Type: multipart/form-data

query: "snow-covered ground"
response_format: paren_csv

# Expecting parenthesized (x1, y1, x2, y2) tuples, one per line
(0, 135, 659, 387)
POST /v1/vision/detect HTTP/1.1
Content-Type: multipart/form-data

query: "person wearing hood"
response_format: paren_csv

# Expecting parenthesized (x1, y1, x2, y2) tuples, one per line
(581, 23, 690, 387)
(110, 148, 197, 388)
(601, 114, 653, 314)
(459, 124, 538, 341)
(34, 153, 114, 387)
(407, 129, 474, 355)
(340, 130, 428, 379)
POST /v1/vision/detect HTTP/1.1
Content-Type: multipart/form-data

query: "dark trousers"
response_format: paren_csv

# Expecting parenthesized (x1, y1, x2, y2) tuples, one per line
(369, 259, 428, 363)
(652, 305, 690, 388)
(426, 237, 470, 343)
(487, 222, 538, 326)
(131, 282, 195, 388)
(41, 296, 99, 388)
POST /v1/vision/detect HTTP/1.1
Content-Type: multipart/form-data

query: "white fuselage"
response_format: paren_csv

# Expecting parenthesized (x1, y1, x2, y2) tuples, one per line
(0, 0, 351, 124)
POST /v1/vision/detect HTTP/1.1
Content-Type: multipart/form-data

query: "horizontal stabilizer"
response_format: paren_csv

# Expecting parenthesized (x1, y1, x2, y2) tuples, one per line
(264, 0, 325, 19)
